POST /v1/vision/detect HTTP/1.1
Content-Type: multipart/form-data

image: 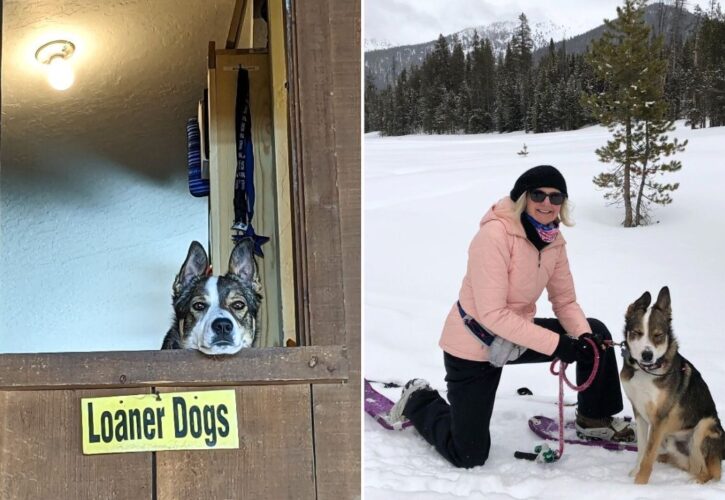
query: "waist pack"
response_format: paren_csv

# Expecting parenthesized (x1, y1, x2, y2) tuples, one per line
(457, 301, 526, 367)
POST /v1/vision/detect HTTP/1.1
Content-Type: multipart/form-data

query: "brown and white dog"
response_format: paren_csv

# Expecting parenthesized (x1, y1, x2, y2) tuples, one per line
(161, 239, 261, 355)
(621, 286, 724, 484)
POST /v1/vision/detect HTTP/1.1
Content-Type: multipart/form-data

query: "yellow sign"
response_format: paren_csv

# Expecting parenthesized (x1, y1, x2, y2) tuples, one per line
(81, 389, 239, 455)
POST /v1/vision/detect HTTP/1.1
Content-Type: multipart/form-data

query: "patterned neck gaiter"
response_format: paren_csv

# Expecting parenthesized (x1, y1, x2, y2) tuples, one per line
(524, 213, 560, 243)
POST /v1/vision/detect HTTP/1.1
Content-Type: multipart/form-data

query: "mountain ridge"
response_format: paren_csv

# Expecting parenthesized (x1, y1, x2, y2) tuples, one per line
(365, 4, 698, 90)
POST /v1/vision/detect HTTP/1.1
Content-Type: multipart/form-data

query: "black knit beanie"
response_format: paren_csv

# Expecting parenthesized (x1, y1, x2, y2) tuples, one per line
(510, 165, 568, 202)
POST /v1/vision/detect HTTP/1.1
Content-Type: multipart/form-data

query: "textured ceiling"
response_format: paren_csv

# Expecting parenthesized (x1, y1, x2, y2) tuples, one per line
(1, 0, 236, 180)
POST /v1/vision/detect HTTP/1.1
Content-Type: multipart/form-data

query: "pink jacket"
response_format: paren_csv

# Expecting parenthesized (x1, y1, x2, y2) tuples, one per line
(439, 197, 590, 362)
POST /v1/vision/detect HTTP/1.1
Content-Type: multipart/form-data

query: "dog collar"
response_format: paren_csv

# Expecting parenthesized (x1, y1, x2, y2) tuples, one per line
(635, 355, 672, 376)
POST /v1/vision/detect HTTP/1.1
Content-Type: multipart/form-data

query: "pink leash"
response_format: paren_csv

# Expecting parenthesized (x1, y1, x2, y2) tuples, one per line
(548, 336, 600, 459)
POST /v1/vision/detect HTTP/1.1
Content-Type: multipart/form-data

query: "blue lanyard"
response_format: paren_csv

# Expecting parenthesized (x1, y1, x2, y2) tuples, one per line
(233, 68, 269, 256)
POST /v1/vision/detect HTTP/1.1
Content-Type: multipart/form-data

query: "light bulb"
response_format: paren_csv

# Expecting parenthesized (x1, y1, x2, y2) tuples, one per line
(47, 56, 74, 91)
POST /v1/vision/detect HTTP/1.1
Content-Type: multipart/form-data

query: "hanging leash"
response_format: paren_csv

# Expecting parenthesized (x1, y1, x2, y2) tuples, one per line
(233, 67, 269, 257)
(515, 336, 601, 463)
(550, 336, 600, 460)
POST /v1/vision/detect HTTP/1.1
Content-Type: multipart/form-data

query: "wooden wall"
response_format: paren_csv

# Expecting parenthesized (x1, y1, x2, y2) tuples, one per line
(0, 347, 348, 499)
(155, 385, 315, 499)
(288, 0, 361, 498)
(0, 388, 152, 499)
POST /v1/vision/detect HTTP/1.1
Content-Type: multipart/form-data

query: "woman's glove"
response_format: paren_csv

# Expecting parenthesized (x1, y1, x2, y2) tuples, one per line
(553, 334, 598, 363)
(579, 332, 606, 353)
(487, 336, 526, 367)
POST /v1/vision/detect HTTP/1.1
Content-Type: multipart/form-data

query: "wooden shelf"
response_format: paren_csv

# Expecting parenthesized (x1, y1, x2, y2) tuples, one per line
(0, 346, 348, 391)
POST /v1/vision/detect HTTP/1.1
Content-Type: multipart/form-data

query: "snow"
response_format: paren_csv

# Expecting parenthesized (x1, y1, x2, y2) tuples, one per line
(364, 37, 393, 52)
(364, 122, 725, 498)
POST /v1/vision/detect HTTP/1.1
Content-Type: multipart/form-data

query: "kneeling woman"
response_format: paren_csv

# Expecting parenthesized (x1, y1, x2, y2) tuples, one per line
(389, 165, 633, 469)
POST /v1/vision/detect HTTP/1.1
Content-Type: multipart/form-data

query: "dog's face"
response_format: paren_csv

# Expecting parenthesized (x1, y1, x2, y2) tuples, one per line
(624, 286, 673, 367)
(171, 239, 261, 355)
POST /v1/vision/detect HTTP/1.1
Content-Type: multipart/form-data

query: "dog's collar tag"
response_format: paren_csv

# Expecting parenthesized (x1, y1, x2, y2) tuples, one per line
(620, 344, 631, 361)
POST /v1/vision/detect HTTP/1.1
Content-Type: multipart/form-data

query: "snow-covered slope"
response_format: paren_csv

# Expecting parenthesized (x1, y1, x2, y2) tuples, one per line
(364, 122, 725, 498)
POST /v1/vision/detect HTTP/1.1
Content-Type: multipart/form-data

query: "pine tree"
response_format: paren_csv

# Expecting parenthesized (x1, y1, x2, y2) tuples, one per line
(377, 87, 395, 136)
(407, 70, 423, 132)
(699, 4, 725, 126)
(684, 6, 708, 128)
(392, 69, 409, 135)
(449, 38, 467, 131)
(561, 53, 595, 130)
(417, 35, 451, 133)
(663, 0, 687, 120)
(493, 52, 506, 131)
(448, 37, 466, 96)
(682, 4, 725, 128)
(584, 0, 686, 227)
(480, 38, 497, 131)
(496, 44, 521, 132)
(467, 34, 496, 132)
(629, 114, 687, 225)
(364, 73, 379, 133)
(530, 39, 559, 132)
(511, 13, 534, 132)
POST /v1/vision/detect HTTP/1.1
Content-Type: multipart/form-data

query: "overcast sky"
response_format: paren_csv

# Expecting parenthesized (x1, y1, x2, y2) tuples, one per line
(364, 0, 712, 47)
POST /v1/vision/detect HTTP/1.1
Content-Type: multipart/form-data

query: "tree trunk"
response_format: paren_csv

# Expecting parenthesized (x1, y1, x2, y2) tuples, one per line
(634, 121, 650, 227)
(623, 118, 634, 227)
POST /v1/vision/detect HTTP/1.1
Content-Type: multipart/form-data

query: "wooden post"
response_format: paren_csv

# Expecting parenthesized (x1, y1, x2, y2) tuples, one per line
(227, 0, 254, 49)
(268, 0, 296, 346)
(207, 49, 283, 347)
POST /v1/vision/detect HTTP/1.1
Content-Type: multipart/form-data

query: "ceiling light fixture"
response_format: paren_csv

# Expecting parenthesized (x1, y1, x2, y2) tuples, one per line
(35, 40, 76, 91)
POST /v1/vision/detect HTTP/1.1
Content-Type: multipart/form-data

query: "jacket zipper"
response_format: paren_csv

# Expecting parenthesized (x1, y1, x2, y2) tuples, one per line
(521, 234, 557, 268)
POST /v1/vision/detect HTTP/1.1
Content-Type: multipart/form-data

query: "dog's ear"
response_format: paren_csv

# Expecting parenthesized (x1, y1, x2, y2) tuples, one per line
(228, 238, 257, 283)
(654, 286, 671, 313)
(627, 291, 651, 315)
(173, 241, 209, 295)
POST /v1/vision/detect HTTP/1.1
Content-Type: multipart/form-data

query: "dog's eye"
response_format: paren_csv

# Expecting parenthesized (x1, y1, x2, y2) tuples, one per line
(192, 302, 207, 311)
(231, 301, 246, 311)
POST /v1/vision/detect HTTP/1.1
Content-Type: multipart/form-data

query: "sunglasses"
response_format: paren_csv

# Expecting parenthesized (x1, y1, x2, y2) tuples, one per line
(529, 190, 565, 205)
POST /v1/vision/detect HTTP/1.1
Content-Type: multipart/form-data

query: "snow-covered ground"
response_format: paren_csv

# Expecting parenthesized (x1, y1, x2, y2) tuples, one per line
(364, 122, 725, 498)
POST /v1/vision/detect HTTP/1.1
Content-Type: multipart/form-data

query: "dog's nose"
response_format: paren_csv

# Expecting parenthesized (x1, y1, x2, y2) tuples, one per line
(641, 350, 653, 362)
(212, 318, 234, 340)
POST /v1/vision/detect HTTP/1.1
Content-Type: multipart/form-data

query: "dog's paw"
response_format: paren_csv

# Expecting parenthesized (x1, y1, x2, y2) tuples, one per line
(694, 471, 717, 484)
(634, 471, 650, 484)
(628, 466, 639, 478)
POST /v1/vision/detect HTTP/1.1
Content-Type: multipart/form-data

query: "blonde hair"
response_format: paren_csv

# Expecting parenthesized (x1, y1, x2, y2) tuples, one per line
(513, 192, 574, 227)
